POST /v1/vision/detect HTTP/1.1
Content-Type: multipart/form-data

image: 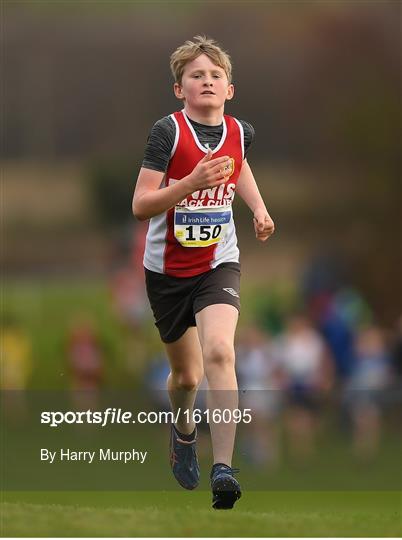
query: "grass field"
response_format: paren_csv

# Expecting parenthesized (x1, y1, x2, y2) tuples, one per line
(1, 491, 401, 537)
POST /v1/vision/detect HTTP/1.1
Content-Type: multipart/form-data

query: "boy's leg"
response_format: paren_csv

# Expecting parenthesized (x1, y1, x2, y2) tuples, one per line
(165, 326, 204, 435)
(195, 304, 239, 466)
(165, 327, 204, 490)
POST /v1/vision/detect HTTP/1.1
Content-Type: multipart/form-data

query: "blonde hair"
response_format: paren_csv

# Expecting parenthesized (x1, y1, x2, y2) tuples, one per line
(170, 35, 232, 84)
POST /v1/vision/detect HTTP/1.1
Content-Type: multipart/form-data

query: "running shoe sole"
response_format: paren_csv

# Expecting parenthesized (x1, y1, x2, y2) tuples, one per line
(212, 475, 242, 509)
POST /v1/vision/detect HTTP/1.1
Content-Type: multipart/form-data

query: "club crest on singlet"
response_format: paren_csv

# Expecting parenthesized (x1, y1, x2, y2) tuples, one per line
(222, 157, 235, 179)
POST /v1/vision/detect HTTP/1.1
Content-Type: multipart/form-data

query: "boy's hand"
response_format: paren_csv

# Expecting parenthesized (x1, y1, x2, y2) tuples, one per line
(253, 208, 275, 242)
(187, 149, 232, 191)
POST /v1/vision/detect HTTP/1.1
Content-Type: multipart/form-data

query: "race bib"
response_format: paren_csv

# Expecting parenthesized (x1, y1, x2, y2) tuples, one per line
(174, 205, 232, 247)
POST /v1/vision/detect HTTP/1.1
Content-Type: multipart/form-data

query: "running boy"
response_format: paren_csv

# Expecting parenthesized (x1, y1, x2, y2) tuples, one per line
(132, 36, 274, 509)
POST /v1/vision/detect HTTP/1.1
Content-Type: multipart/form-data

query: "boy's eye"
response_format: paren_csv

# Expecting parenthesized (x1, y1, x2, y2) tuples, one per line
(191, 73, 222, 79)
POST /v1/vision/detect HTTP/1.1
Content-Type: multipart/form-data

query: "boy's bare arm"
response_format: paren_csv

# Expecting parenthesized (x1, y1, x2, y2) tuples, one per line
(132, 150, 231, 221)
(236, 159, 275, 242)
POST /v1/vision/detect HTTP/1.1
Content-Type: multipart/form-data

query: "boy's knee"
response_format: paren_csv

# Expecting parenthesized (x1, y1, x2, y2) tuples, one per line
(171, 370, 203, 391)
(204, 340, 235, 369)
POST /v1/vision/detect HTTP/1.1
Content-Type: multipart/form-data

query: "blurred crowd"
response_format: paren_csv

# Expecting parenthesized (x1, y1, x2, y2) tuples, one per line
(235, 312, 401, 466)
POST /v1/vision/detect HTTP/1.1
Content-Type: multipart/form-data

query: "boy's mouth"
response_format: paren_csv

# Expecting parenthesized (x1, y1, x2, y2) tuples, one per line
(201, 91, 215, 95)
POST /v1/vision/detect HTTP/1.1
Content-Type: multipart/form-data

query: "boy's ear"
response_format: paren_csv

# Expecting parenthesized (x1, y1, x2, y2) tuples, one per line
(174, 83, 184, 100)
(226, 83, 235, 101)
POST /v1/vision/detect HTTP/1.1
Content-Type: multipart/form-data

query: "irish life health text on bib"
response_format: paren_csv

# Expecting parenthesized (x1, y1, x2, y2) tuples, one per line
(174, 205, 232, 247)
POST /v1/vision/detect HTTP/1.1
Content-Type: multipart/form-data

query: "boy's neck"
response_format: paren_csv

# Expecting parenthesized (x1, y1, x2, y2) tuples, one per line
(183, 105, 223, 126)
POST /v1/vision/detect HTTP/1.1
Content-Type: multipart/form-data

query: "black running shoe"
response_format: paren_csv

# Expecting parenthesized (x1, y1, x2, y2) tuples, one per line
(169, 425, 200, 490)
(210, 463, 242, 509)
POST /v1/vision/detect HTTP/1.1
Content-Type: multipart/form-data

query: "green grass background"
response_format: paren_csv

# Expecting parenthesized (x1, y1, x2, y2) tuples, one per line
(1, 491, 401, 537)
(2, 277, 296, 388)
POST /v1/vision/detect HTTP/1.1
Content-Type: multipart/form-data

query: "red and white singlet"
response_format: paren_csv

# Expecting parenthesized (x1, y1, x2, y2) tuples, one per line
(143, 109, 245, 278)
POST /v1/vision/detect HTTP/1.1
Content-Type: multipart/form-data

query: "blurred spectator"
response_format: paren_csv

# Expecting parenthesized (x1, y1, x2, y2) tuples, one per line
(1, 314, 32, 390)
(0, 314, 32, 420)
(110, 222, 149, 330)
(343, 325, 391, 460)
(110, 267, 147, 328)
(302, 254, 372, 380)
(67, 314, 103, 409)
(302, 251, 345, 300)
(314, 291, 356, 380)
(309, 288, 371, 381)
(276, 313, 334, 462)
(236, 325, 284, 467)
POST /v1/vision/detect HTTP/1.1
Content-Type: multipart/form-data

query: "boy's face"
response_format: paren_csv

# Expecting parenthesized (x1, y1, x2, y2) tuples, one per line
(174, 54, 234, 110)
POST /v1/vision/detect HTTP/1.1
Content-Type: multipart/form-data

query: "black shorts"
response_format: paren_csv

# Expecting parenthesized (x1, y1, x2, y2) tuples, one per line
(145, 262, 241, 343)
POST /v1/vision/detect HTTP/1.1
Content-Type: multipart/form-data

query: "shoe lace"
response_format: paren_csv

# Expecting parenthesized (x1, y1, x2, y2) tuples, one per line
(211, 464, 240, 479)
